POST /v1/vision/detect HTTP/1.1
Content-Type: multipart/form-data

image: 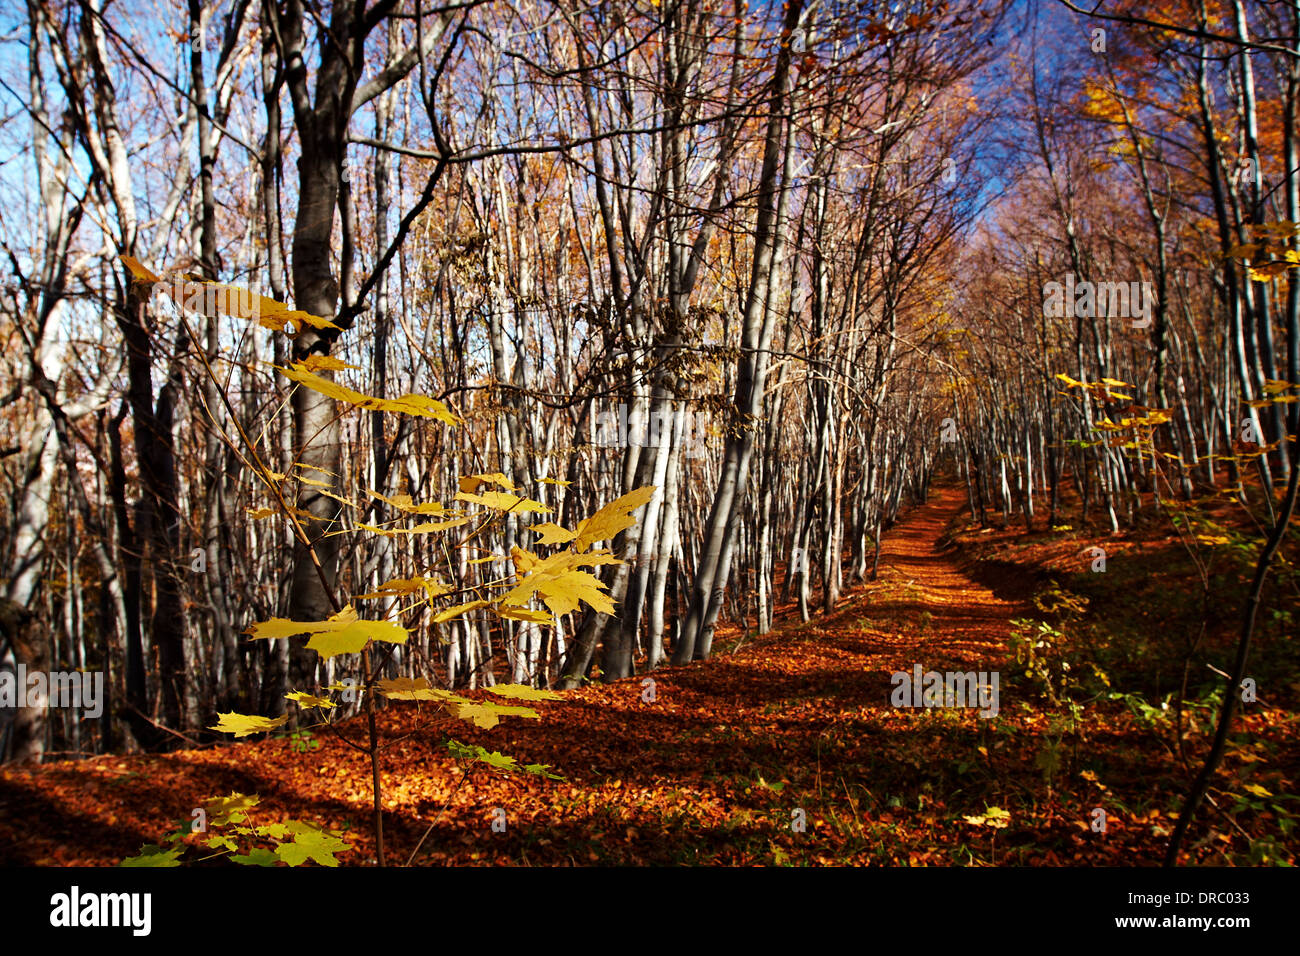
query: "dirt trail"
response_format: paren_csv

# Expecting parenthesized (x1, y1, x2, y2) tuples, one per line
(852, 483, 1023, 674)
(0, 484, 1032, 866)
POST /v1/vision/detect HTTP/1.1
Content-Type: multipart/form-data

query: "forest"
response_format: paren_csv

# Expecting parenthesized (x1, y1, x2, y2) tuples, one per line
(0, 0, 1297, 874)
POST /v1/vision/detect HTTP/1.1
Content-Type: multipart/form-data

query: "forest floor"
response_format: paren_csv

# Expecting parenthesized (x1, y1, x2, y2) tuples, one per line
(1, 484, 1294, 866)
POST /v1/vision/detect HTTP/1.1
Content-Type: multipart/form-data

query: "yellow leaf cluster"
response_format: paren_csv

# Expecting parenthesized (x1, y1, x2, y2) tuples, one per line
(120, 256, 340, 333)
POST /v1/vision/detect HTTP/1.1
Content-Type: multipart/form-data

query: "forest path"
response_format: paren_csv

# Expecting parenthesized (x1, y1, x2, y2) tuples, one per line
(1, 484, 1034, 866)
(662, 480, 1019, 719)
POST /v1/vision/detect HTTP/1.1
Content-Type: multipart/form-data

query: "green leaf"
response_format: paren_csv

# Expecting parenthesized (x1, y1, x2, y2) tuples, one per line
(444, 740, 563, 779)
(274, 822, 351, 867)
(230, 848, 280, 867)
(523, 762, 565, 781)
(466, 747, 520, 773)
(120, 845, 184, 867)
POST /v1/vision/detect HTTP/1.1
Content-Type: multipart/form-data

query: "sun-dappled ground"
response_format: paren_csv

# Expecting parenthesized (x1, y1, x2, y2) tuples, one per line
(2, 485, 1294, 866)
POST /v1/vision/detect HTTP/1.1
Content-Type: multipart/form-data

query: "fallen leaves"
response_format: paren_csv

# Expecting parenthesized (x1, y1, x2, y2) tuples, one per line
(6, 488, 1296, 868)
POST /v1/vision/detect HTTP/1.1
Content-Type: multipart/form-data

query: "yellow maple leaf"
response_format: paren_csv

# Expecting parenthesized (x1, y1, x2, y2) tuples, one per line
(381, 393, 463, 420)
(536, 569, 615, 617)
(295, 464, 339, 480)
(529, 521, 579, 545)
(210, 712, 288, 738)
(244, 606, 359, 641)
(447, 700, 539, 729)
(275, 503, 322, 522)
(499, 550, 622, 614)
(572, 486, 657, 551)
(305, 619, 408, 659)
(285, 691, 336, 709)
